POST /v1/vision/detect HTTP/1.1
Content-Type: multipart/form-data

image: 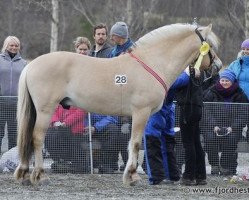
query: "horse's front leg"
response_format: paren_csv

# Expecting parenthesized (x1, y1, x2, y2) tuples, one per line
(123, 107, 151, 186)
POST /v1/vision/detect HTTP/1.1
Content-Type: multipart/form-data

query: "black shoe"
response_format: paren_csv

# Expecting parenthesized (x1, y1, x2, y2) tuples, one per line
(220, 167, 233, 176)
(51, 161, 72, 173)
(120, 164, 125, 171)
(70, 167, 90, 174)
(180, 177, 196, 186)
(159, 179, 180, 185)
(152, 179, 164, 185)
(98, 164, 114, 174)
(196, 179, 207, 185)
(70, 161, 90, 174)
(211, 166, 220, 176)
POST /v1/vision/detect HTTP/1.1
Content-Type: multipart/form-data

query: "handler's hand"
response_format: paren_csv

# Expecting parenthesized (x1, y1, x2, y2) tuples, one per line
(214, 126, 220, 133)
(54, 121, 63, 127)
(226, 127, 232, 133)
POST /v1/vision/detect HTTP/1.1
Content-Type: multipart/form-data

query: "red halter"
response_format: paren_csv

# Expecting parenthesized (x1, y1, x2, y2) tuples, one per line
(129, 52, 167, 94)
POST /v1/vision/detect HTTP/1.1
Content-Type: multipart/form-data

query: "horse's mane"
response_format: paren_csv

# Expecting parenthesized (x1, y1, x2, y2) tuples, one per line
(135, 23, 220, 52)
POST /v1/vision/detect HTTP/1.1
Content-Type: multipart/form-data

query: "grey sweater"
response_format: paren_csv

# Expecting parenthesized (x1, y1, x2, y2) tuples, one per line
(0, 52, 26, 96)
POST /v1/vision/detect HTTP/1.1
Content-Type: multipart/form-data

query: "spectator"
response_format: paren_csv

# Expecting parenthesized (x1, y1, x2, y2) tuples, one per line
(85, 114, 119, 173)
(0, 146, 19, 173)
(228, 38, 249, 99)
(203, 69, 248, 176)
(175, 67, 207, 186)
(45, 36, 91, 173)
(109, 21, 133, 57)
(0, 36, 26, 150)
(89, 23, 112, 57)
(45, 105, 89, 173)
(74, 36, 91, 55)
(143, 71, 190, 185)
(108, 21, 134, 171)
(88, 23, 118, 173)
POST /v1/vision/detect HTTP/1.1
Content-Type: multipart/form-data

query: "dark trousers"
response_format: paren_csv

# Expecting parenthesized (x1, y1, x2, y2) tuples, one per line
(94, 124, 120, 169)
(144, 134, 180, 184)
(0, 101, 17, 150)
(180, 118, 206, 180)
(205, 135, 238, 173)
(175, 130, 185, 172)
(45, 127, 90, 171)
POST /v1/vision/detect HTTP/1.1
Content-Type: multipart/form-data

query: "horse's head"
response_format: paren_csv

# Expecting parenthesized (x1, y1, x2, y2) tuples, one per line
(193, 24, 223, 76)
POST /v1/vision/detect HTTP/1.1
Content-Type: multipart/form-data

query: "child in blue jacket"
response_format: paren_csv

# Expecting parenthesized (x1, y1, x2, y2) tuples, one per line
(144, 71, 189, 185)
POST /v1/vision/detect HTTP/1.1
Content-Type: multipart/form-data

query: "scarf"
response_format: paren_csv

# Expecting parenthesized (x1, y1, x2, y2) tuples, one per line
(215, 81, 239, 98)
(109, 38, 133, 58)
(7, 51, 17, 59)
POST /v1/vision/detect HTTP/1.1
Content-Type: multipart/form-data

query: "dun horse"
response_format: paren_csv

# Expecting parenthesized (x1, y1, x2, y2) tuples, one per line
(14, 23, 222, 186)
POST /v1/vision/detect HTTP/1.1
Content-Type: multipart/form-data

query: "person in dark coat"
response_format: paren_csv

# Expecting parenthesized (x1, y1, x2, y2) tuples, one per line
(175, 67, 207, 186)
(203, 69, 248, 176)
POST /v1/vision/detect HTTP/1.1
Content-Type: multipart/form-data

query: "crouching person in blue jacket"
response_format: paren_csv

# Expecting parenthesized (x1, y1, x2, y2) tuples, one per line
(144, 71, 190, 185)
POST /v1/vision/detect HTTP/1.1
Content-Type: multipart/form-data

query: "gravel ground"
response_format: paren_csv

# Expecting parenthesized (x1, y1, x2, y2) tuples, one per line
(1, 172, 249, 200)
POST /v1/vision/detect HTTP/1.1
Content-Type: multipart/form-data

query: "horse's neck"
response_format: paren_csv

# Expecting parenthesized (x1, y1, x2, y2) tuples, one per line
(134, 38, 199, 88)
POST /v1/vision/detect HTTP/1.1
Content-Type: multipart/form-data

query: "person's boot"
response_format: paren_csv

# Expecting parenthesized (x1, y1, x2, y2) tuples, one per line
(196, 178, 207, 185)
(211, 165, 220, 175)
(180, 177, 196, 186)
(220, 167, 232, 176)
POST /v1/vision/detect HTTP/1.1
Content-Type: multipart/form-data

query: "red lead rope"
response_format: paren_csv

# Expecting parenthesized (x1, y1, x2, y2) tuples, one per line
(129, 52, 167, 94)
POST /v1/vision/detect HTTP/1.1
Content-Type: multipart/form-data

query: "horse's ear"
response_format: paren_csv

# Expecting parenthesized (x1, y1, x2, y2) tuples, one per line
(200, 24, 212, 37)
(207, 24, 212, 32)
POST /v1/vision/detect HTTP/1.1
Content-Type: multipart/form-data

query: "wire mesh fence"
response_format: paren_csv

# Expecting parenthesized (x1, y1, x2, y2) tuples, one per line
(0, 97, 249, 176)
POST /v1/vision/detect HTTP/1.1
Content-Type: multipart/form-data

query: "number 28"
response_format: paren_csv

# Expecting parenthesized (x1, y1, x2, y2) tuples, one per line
(115, 75, 127, 84)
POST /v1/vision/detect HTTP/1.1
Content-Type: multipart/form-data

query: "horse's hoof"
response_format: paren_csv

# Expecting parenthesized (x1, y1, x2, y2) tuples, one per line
(130, 173, 142, 186)
(14, 165, 29, 180)
(22, 178, 32, 186)
(123, 171, 131, 185)
(123, 171, 142, 186)
(129, 179, 141, 186)
(38, 177, 51, 186)
(30, 168, 48, 185)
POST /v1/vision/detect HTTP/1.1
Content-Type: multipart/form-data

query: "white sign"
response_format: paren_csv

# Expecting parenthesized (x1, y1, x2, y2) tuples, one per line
(115, 75, 127, 85)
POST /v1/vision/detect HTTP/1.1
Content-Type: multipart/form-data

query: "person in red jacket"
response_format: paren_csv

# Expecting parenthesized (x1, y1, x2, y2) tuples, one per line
(45, 104, 89, 173)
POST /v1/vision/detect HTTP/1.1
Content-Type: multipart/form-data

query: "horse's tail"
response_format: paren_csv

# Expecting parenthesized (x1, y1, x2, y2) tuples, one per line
(17, 67, 36, 163)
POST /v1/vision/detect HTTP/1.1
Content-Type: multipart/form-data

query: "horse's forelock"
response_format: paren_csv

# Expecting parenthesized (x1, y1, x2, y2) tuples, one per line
(206, 31, 220, 53)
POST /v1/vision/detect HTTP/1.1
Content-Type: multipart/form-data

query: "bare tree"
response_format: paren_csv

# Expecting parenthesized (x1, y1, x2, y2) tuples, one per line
(50, 0, 59, 52)
(245, 0, 249, 38)
(71, 0, 95, 27)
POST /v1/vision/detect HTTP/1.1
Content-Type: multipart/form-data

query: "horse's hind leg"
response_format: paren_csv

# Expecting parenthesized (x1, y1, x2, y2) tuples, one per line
(123, 107, 151, 186)
(30, 112, 51, 185)
(14, 158, 31, 185)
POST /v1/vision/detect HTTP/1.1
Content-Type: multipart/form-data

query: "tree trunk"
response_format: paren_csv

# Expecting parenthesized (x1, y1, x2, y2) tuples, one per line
(50, 0, 59, 52)
(245, 0, 249, 38)
(126, 0, 132, 25)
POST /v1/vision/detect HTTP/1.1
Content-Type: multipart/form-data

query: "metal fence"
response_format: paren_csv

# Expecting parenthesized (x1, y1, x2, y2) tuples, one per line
(0, 97, 249, 176)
